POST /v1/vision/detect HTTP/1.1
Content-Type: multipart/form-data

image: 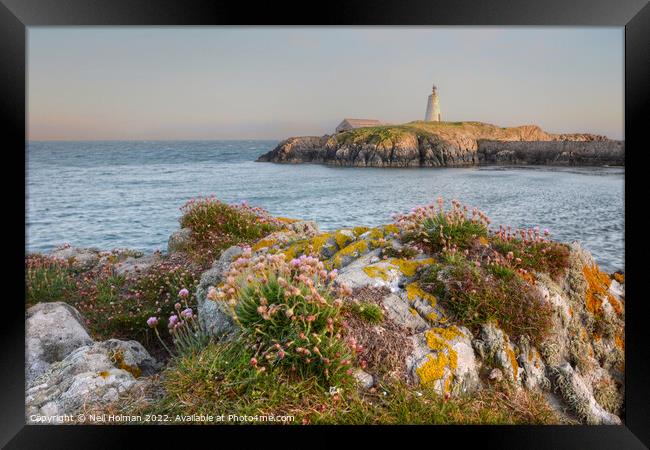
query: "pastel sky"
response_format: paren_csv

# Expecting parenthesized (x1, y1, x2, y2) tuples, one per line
(28, 27, 624, 140)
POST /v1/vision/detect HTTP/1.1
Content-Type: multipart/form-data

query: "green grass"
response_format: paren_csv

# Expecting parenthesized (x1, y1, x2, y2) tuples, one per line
(132, 340, 560, 425)
(345, 301, 384, 324)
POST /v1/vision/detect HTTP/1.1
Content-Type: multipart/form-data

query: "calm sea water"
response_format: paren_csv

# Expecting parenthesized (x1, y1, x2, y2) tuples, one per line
(26, 141, 625, 272)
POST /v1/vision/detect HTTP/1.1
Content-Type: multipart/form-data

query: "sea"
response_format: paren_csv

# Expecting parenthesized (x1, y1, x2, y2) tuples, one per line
(26, 140, 625, 272)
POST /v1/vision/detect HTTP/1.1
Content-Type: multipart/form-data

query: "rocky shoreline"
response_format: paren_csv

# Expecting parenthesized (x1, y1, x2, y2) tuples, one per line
(25, 199, 625, 425)
(257, 122, 624, 167)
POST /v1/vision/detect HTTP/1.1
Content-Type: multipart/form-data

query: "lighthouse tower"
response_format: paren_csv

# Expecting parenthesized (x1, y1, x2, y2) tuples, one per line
(424, 84, 441, 122)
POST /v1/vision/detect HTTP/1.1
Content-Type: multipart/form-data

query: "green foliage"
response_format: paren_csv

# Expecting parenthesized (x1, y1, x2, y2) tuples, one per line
(424, 260, 554, 346)
(345, 301, 384, 324)
(180, 197, 283, 266)
(25, 254, 77, 305)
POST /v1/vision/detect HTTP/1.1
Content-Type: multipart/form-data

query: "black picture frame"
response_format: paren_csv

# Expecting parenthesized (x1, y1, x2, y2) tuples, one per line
(3, 0, 648, 447)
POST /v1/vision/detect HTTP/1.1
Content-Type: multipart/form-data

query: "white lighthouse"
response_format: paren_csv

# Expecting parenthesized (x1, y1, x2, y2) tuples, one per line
(424, 84, 441, 122)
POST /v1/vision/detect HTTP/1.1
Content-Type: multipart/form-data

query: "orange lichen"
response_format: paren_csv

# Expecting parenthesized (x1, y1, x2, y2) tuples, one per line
(98, 371, 110, 379)
(615, 334, 625, 351)
(613, 272, 625, 284)
(506, 346, 519, 381)
(583, 264, 612, 316)
(608, 295, 623, 316)
(111, 349, 141, 378)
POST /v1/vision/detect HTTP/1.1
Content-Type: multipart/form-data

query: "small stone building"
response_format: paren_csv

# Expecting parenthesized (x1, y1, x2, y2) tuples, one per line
(335, 118, 382, 133)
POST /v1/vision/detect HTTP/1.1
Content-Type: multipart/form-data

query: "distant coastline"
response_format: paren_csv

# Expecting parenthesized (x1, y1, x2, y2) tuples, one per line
(257, 121, 624, 168)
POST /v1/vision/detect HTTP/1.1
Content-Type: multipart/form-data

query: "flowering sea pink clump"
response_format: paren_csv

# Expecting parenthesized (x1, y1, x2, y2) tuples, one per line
(213, 251, 355, 384)
(394, 197, 490, 252)
(179, 197, 284, 266)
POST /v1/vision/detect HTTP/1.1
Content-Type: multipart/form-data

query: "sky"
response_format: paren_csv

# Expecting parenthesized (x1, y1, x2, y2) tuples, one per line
(28, 27, 624, 140)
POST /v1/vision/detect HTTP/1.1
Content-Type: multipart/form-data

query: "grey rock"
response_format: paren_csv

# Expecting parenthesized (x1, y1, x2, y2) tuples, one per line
(473, 322, 522, 384)
(50, 246, 100, 271)
(195, 246, 243, 339)
(287, 220, 320, 236)
(353, 369, 374, 389)
(26, 302, 93, 386)
(381, 293, 428, 333)
(335, 250, 391, 290)
(26, 339, 159, 422)
(114, 252, 163, 276)
(167, 227, 193, 253)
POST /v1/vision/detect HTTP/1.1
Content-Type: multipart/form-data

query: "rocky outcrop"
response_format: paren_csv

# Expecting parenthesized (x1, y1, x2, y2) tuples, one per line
(257, 122, 623, 167)
(25, 303, 160, 422)
(196, 219, 625, 424)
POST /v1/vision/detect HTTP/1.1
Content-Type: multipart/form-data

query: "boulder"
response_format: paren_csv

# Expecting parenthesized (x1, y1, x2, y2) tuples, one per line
(26, 339, 159, 422)
(26, 302, 93, 385)
(167, 227, 193, 253)
(50, 246, 100, 271)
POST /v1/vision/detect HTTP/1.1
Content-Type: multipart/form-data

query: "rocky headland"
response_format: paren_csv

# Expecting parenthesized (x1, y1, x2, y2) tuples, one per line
(25, 198, 625, 425)
(257, 121, 624, 167)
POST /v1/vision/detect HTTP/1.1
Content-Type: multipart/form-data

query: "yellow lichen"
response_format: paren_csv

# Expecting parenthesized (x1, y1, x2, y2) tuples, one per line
(282, 239, 308, 260)
(405, 282, 437, 306)
(416, 353, 449, 385)
(309, 233, 333, 255)
(382, 224, 400, 235)
(331, 240, 369, 268)
(352, 226, 370, 237)
(478, 236, 489, 246)
(363, 264, 391, 281)
(334, 231, 353, 249)
(252, 238, 277, 251)
(390, 258, 434, 277)
(444, 375, 453, 394)
(426, 311, 438, 322)
(409, 307, 418, 316)
(98, 371, 110, 379)
(418, 327, 460, 387)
